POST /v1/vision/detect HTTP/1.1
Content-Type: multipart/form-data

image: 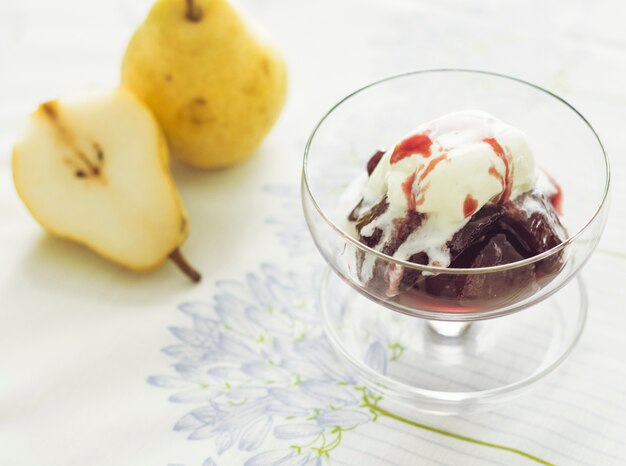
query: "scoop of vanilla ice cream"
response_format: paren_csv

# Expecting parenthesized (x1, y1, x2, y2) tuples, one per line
(364, 110, 536, 225)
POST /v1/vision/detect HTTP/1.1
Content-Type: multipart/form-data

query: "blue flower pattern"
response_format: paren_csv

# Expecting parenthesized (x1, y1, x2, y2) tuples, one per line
(150, 185, 402, 465)
(149, 263, 394, 465)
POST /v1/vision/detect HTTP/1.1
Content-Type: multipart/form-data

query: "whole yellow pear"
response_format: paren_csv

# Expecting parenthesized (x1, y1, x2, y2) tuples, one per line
(122, 0, 287, 168)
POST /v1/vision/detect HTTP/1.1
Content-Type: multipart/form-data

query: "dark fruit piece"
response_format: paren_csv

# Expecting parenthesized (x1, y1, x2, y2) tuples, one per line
(348, 198, 364, 222)
(460, 234, 535, 301)
(379, 212, 425, 296)
(361, 228, 383, 249)
(354, 205, 426, 296)
(398, 251, 429, 293)
(496, 192, 565, 276)
(348, 151, 387, 222)
(423, 234, 535, 302)
(367, 150, 385, 175)
(499, 193, 563, 255)
(447, 192, 565, 270)
(447, 203, 506, 262)
(381, 211, 424, 256)
(355, 198, 388, 231)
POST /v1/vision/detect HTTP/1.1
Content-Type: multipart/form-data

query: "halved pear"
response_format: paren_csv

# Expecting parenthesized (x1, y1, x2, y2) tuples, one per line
(12, 88, 201, 281)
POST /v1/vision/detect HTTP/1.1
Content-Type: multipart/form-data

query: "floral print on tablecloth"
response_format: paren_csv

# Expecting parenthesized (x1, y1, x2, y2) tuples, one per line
(149, 263, 390, 465)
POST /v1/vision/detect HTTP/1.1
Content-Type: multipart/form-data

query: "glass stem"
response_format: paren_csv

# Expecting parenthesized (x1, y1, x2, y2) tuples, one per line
(426, 320, 471, 338)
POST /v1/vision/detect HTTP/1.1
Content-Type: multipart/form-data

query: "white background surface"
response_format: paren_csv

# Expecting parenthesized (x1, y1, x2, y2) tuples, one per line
(0, 1, 625, 465)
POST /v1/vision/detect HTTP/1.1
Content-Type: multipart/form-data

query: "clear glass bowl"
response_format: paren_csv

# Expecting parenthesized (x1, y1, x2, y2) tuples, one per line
(301, 70, 610, 414)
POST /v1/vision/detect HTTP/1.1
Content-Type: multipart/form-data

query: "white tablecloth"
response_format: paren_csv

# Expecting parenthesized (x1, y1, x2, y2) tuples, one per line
(1, 1, 625, 465)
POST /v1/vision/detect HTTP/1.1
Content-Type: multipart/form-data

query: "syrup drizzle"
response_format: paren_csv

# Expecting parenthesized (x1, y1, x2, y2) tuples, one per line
(483, 137, 512, 202)
(415, 181, 430, 206)
(488, 163, 504, 185)
(401, 172, 417, 210)
(401, 153, 448, 211)
(418, 153, 448, 184)
(463, 194, 479, 218)
(390, 133, 432, 164)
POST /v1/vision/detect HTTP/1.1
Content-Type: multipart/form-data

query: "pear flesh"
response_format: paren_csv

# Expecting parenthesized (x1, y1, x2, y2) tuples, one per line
(13, 88, 200, 281)
(122, 0, 288, 168)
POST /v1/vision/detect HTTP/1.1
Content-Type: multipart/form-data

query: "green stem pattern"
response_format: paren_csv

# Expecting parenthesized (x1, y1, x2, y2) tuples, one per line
(361, 393, 554, 466)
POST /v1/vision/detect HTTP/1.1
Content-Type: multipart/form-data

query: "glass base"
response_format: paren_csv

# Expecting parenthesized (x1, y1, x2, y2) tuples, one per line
(321, 269, 587, 415)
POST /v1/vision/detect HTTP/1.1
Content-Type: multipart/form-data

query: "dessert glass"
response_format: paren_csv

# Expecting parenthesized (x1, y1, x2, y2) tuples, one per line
(301, 70, 610, 414)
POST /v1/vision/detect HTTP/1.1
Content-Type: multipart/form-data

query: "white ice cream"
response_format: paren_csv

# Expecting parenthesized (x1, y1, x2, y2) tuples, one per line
(345, 110, 538, 268)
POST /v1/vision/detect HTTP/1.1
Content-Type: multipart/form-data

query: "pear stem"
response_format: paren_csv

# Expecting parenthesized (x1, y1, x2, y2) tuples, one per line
(169, 248, 202, 283)
(185, 0, 203, 21)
